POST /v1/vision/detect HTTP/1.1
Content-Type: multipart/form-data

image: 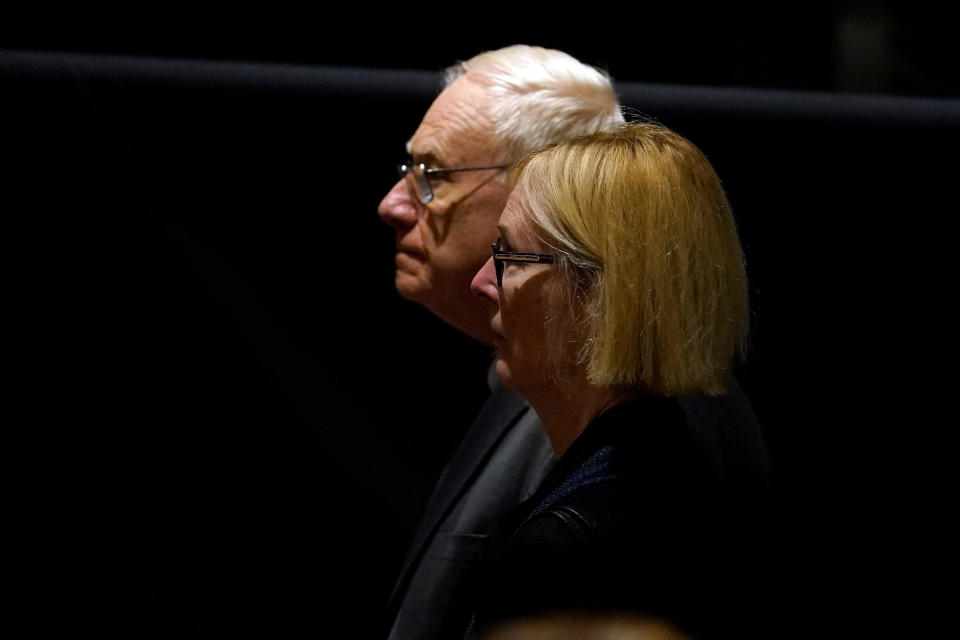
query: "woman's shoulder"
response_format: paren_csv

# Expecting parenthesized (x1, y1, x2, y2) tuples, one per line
(513, 466, 703, 552)
(472, 477, 755, 639)
(514, 391, 769, 548)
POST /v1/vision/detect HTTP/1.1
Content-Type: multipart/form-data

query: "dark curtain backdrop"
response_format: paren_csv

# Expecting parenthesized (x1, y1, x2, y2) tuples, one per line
(7, 52, 958, 637)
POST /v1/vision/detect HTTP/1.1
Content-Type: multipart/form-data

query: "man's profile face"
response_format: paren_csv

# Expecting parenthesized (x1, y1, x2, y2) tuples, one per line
(378, 75, 508, 345)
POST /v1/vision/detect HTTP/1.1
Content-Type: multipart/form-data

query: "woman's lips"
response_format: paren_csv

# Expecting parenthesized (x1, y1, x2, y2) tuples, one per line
(490, 321, 505, 347)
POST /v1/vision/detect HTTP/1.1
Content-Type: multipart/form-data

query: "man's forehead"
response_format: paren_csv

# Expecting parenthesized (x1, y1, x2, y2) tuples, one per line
(408, 76, 497, 164)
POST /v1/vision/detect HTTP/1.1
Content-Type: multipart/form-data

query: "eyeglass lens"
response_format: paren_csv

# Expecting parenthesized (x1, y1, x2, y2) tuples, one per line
(491, 239, 504, 287)
(398, 162, 434, 204)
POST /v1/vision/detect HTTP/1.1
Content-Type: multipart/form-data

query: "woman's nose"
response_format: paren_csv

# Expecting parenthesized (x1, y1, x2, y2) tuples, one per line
(471, 257, 499, 302)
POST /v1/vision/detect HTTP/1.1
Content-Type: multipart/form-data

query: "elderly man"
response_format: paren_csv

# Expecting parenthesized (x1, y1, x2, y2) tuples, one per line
(378, 45, 624, 640)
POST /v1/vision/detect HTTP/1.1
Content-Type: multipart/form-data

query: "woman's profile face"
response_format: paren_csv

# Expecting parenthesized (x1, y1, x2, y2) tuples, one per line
(471, 191, 565, 394)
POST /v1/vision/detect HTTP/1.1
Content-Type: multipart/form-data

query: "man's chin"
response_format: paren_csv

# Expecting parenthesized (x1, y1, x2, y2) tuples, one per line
(394, 270, 428, 303)
(393, 268, 498, 346)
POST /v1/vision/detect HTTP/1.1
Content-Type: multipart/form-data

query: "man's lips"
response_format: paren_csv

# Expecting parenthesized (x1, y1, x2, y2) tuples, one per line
(395, 247, 425, 265)
(396, 244, 424, 258)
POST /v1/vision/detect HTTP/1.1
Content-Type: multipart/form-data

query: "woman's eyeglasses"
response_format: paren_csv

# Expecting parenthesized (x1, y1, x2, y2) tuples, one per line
(490, 237, 556, 287)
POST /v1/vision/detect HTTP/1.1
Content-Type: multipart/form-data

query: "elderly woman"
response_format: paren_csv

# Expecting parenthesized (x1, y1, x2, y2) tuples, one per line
(457, 123, 771, 638)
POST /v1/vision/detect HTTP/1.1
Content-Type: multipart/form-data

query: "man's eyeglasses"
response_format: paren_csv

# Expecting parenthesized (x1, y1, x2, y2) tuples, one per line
(397, 160, 509, 204)
(491, 237, 556, 288)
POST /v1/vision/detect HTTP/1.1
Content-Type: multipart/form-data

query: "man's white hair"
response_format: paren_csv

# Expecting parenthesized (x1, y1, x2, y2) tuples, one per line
(444, 45, 625, 163)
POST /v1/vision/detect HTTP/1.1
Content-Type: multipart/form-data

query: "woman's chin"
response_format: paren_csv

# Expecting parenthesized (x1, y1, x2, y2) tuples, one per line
(494, 357, 518, 390)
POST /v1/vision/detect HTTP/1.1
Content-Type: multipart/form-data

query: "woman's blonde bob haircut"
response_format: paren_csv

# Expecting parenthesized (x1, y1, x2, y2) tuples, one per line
(511, 122, 748, 396)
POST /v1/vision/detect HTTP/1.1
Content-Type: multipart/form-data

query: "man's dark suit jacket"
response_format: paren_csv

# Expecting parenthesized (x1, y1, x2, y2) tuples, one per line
(385, 366, 556, 640)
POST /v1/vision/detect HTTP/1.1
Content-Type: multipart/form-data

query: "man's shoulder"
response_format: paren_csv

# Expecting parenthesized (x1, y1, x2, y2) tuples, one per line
(433, 391, 555, 537)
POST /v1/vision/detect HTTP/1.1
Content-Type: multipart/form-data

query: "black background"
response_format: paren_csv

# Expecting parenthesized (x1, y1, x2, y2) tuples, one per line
(6, 4, 958, 637)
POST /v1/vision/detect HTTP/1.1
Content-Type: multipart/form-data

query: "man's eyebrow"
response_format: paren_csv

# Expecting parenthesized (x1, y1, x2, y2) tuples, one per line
(412, 150, 442, 167)
(407, 140, 444, 166)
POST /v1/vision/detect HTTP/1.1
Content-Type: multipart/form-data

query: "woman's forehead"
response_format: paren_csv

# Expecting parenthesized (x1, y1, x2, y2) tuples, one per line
(498, 194, 541, 244)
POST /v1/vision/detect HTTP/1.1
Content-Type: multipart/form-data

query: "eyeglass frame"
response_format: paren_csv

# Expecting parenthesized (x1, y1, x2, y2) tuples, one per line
(397, 160, 510, 204)
(490, 237, 556, 288)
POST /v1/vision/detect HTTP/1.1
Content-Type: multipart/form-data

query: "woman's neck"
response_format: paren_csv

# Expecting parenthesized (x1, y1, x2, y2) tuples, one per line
(523, 375, 629, 457)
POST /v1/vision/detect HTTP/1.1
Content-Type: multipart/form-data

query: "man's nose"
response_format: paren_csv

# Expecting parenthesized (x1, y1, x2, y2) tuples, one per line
(377, 178, 419, 229)
(471, 257, 499, 303)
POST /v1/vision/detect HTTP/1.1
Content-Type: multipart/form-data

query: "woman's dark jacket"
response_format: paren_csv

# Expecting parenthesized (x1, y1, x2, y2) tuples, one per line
(442, 388, 773, 639)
